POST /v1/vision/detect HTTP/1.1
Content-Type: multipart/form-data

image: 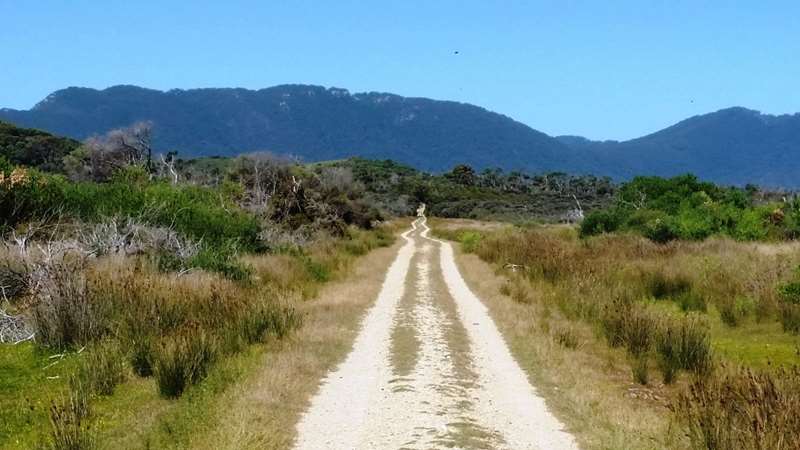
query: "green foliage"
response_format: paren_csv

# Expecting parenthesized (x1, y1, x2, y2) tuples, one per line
(332, 158, 615, 222)
(457, 231, 482, 253)
(0, 121, 80, 173)
(579, 208, 624, 237)
(778, 279, 800, 305)
(1, 171, 261, 251)
(778, 277, 800, 334)
(581, 174, 792, 242)
(676, 291, 708, 313)
(189, 245, 253, 281)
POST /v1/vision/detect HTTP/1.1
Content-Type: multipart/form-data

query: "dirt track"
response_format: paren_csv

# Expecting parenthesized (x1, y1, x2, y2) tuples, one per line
(294, 217, 578, 450)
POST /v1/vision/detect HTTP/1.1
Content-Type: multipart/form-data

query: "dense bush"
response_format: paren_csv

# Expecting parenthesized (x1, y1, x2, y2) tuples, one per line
(1, 169, 261, 251)
(0, 121, 80, 173)
(580, 174, 793, 242)
(334, 158, 615, 222)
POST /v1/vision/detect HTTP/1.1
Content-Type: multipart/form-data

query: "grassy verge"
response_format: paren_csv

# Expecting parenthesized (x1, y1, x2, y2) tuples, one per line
(0, 221, 402, 450)
(432, 218, 800, 449)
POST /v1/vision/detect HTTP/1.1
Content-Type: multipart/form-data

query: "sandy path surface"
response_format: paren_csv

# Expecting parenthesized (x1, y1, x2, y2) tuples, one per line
(293, 217, 578, 450)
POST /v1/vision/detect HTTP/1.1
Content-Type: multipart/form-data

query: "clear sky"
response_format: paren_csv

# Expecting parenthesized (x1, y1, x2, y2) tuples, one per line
(1, 0, 798, 140)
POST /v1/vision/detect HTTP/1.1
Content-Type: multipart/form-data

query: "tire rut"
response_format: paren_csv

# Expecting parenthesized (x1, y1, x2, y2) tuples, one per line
(294, 217, 578, 450)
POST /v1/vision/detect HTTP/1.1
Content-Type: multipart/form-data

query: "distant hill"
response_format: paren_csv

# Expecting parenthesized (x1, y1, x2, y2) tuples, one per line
(0, 121, 80, 172)
(557, 107, 800, 188)
(0, 85, 591, 174)
(2, 86, 800, 187)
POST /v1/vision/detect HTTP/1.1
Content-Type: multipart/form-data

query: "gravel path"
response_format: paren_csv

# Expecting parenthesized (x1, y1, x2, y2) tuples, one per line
(293, 217, 578, 450)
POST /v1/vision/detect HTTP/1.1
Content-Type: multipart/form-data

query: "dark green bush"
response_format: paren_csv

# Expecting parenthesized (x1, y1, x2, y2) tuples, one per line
(579, 209, 622, 237)
(582, 174, 791, 243)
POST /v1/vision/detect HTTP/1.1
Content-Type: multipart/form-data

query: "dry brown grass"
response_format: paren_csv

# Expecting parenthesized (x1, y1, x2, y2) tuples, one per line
(184, 236, 405, 449)
(451, 248, 688, 449)
(427, 217, 509, 233)
(438, 221, 800, 449)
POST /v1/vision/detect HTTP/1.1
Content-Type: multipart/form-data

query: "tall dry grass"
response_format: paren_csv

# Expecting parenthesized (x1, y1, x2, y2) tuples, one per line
(676, 366, 800, 449)
(444, 224, 800, 448)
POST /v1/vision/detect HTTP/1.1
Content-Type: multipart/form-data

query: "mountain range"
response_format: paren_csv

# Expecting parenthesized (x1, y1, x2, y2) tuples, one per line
(1, 85, 799, 187)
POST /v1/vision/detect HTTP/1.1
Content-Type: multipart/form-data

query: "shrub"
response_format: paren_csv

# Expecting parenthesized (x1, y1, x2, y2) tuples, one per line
(676, 366, 800, 450)
(579, 209, 622, 237)
(673, 207, 716, 240)
(153, 330, 218, 399)
(777, 279, 800, 334)
(732, 207, 770, 241)
(641, 215, 679, 243)
(189, 245, 252, 281)
(778, 280, 800, 305)
(458, 231, 482, 253)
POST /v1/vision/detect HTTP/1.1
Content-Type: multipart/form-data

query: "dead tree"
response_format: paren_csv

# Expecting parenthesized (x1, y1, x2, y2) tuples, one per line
(85, 121, 154, 180)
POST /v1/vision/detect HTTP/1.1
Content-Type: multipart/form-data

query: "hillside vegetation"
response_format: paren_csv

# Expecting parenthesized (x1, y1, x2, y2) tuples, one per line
(581, 174, 799, 242)
(0, 85, 586, 174)
(4, 86, 800, 186)
(0, 121, 79, 173)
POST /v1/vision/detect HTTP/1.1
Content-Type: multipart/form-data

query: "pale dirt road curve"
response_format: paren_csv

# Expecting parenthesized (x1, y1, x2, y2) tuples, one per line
(293, 218, 578, 450)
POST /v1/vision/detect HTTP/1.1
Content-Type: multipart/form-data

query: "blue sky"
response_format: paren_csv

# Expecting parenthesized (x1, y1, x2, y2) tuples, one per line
(1, 0, 798, 140)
